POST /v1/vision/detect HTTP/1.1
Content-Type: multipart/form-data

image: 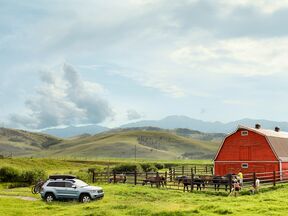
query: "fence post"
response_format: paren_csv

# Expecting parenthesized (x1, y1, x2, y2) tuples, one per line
(156, 172, 160, 188)
(134, 170, 137, 185)
(113, 171, 116, 184)
(211, 167, 213, 175)
(92, 171, 95, 183)
(205, 165, 208, 174)
(190, 168, 194, 192)
(194, 166, 197, 174)
(253, 172, 256, 187)
(273, 171, 276, 186)
(169, 168, 172, 182)
(165, 171, 167, 185)
(229, 174, 232, 193)
(173, 168, 175, 181)
(182, 166, 184, 176)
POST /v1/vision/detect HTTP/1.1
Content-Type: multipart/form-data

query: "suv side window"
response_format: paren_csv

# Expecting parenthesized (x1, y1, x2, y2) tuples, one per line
(65, 182, 73, 188)
(47, 182, 65, 187)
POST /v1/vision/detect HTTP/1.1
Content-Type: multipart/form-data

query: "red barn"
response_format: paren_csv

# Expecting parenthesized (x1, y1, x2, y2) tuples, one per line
(214, 124, 288, 176)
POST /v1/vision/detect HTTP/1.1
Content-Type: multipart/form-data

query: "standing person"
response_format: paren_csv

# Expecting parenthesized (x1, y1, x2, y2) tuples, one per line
(230, 179, 241, 197)
(249, 178, 260, 195)
(237, 170, 243, 187)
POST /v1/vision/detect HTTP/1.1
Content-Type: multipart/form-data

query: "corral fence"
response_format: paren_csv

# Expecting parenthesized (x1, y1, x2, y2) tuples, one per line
(88, 167, 288, 193)
(173, 164, 214, 175)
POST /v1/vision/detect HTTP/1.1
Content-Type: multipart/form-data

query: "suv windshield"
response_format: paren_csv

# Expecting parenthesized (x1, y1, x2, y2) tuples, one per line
(74, 179, 88, 187)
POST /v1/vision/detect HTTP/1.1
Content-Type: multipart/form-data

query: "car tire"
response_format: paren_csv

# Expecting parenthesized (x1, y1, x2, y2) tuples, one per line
(80, 194, 91, 203)
(45, 193, 55, 203)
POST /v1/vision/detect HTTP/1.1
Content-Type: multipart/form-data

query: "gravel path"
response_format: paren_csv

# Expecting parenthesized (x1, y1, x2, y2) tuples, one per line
(0, 195, 38, 201)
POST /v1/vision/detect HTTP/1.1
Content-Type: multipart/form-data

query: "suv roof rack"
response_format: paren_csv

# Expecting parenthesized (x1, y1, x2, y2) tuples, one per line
(48, 174, 76, 180)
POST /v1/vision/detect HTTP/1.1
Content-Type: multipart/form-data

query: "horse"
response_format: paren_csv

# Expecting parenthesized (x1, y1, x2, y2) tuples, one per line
(212, 174, 234, 191)
(142, 176, 166, 187)
(108, 174, 127, 183)
(175, 175, 188, 187)
(182, 176, 206, 192)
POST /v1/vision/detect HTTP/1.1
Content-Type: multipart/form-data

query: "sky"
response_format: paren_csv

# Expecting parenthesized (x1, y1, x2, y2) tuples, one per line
(1, 0, 288, 129)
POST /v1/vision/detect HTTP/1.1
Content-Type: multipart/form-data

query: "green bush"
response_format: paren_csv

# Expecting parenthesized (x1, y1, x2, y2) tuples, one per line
(21, 169, 47, 184)
(0, 166, 46, 184)
(112, 164, 142, 173)
(140, 163, 157, 172)
(154, 163, 164, 170)
(0, 167, 20, 182)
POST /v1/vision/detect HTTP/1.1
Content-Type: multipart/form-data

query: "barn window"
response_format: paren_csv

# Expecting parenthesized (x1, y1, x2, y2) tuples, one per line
(241, 163, 249, 169)
(241, 131, 249, 136)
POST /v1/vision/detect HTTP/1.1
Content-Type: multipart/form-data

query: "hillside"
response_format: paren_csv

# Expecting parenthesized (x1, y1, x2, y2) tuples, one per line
(0, 127, 62, 156)
(44, 129, 220, 160)
(0, 127, 221, 159)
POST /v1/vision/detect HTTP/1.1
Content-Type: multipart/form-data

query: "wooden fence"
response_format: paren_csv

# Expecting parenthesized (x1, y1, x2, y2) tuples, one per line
(88, 168, 288, 194)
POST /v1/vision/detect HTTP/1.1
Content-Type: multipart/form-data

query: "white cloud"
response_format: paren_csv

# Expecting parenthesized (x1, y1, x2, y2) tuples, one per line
(127, 109, 144, 120)
(221, 0, 288, 14)
(9, 64, 112, 129)
(171, 37, 288, 76)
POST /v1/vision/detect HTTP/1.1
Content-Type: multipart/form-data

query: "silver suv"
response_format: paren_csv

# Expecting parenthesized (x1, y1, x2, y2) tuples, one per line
(40, 175, 104, 203)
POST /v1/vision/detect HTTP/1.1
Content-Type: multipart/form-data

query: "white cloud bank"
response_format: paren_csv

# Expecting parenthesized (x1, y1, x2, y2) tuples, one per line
(171, 37, 288, 77)
(9, 64, 113, 129)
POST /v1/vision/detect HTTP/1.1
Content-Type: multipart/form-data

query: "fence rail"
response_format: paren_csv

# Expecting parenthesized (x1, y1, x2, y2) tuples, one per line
(88, 168, 288, 194)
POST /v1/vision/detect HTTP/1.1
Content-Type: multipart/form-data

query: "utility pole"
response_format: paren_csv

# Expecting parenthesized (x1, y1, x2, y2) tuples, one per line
(134, 144, 137, 161)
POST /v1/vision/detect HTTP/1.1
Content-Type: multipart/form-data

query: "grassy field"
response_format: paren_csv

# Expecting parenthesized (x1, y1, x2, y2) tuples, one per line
(1, 183, 288, 216)
(0, 158, 288, 215)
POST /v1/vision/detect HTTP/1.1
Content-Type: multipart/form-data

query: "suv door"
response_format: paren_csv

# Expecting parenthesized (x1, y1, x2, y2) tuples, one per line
(53, 182, 66, 198)
(64, 181, 79, 199)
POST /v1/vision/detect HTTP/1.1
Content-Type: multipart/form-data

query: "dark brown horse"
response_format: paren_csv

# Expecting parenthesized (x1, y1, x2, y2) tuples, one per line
(182, 176, 206, 192)
(142, 176, 166, 187)
(212, 174, 234, 191)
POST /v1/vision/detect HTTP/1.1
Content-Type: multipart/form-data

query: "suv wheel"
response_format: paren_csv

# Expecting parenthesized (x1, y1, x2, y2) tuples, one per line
(45, 193, 55, 202)
(80, 194, 91, 203)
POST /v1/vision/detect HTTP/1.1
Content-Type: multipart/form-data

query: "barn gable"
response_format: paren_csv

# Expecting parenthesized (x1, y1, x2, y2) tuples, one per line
(245, 127, 288, 162)
(214, 126, 278, 162)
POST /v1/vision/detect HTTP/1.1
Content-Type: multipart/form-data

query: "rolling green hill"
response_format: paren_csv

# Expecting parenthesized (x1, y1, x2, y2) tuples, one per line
(0, 127, 62, 156)
(0, 127, 221, 160)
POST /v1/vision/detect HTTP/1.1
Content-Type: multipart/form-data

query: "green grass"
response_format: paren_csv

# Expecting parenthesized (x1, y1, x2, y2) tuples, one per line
(0, 158, 212, 174)
(0, 158, 288, 215)
(1, 183, 288, 216)
(0, 158, 105, 174)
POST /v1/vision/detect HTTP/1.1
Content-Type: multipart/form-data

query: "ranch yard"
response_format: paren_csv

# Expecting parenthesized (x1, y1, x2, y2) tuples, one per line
(1, 183, 288, 216)
(1, 158, 288, 216)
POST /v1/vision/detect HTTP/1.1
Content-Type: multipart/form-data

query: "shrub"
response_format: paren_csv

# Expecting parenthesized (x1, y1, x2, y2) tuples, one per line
(140, 163, 157, 172)
(112, 164, 142, 173)
(154, 163, 164, 170)
(0, 166, 46, 184)
(0, 167, 20, 182)
(21, 169, 47, 184)
(68, 170, 91, 183)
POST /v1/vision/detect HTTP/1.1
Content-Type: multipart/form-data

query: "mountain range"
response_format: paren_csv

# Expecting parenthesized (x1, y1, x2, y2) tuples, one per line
(122, 115, 288, 133)
(42, 115, 288, 138)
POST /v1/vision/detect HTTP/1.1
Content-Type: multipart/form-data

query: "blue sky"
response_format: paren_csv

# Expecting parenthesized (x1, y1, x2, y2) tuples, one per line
(1, 0, 288, 129)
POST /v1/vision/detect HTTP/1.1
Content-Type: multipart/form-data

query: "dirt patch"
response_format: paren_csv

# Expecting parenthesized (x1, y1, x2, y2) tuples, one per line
(0, 195, 38, 201)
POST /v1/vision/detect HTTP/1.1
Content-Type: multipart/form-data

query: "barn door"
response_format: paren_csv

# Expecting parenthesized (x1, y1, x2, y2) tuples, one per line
(240, 146, 250, 160)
